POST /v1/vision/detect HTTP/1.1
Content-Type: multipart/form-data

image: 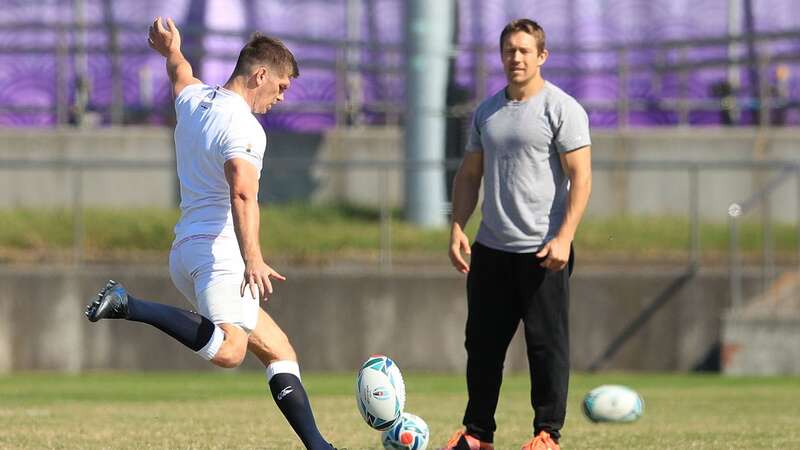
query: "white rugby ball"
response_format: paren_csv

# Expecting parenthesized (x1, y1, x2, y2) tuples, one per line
(381, 412, 430, 450)
(582, 384, 644, 423)
(356, 354, 406, 430)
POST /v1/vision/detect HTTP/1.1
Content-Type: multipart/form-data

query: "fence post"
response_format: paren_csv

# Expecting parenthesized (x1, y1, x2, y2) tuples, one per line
(797, 167, 800, 279)
(55, 24, 69, 126)
(72, 167, 84, 266)
(103, 0, 124, 125)
(617, 48, 629, 128)
(761, 188, 775, 297)
(334, 45, 347, 127)
(728, 203, 742, 308)
(678, 47, 690, 125)
(758, 57, 771, 128)
(689, 165, 700, 267)
(379, 164, 392, 271)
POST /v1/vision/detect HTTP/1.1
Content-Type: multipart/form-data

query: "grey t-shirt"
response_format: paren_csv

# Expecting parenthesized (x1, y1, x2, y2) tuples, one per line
(466, 81, 591, 253)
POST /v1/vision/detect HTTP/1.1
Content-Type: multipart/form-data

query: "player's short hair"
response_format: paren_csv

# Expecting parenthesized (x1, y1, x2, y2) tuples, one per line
(232, 33, 299, 79)
(500, 19, 546, 55)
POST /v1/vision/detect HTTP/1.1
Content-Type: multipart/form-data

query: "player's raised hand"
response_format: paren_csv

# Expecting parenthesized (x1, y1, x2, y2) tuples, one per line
(536, 236, 570, 271)
(147, 17, 182, 57)
(241, 259, 286, 302)
(449, 223, 471, 274)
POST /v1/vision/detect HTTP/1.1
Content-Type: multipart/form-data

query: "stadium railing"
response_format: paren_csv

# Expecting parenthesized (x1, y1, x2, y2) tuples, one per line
(1, 20, 799, 128)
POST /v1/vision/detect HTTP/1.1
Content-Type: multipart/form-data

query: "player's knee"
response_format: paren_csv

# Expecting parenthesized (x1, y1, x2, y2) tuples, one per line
(273, 344, 296, 362)
(217, 355, 245, 369)
(212, 344, 247, 368)
(272, 335, 296, 361)
(211, 324, 248, 368)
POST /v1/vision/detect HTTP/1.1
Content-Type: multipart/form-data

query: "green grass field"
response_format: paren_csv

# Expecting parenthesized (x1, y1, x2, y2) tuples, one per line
(0, 206, 797, 264)
(1, 372, 798, 449)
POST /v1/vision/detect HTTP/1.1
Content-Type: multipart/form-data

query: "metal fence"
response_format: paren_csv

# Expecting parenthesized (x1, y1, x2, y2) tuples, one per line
(2, 157, 798, 311)
(727, 163, 800, 308)
(1, 12, 799, 128)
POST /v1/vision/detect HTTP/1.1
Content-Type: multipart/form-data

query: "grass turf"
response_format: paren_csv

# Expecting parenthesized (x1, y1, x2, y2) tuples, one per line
(0, 206, 797, 264)
(0, 372, 798, 449)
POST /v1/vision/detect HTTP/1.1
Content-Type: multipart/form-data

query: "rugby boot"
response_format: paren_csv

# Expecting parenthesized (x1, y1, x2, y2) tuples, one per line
(85, 280, 130, 322)
(520, 431, 560, 450)
(441, 429, 494, 450)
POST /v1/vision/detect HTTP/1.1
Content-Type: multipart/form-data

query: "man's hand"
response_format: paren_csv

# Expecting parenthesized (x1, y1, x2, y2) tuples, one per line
(147, 17, 181, 58)
(241, 259, 286, 302)
(449, 224, 471, 274)
(147, 16, 200, 98)
(535, 236, 571, 271)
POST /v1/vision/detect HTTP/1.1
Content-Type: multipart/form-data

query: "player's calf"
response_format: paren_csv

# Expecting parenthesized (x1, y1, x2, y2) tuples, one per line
(85, 279, 226, 362)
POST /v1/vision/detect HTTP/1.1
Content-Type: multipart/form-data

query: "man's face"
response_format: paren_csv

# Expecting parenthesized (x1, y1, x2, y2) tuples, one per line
(253, 67, 291, 114)
(501, 31, 547, 85)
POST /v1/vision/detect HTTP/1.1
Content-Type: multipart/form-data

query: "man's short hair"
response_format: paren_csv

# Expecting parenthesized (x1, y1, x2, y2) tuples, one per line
(500, 19, 546, 55)
(232, 33, 299, 79)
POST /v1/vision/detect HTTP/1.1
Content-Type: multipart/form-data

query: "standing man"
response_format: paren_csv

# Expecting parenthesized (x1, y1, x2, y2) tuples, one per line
(444, 19, 592, 450)
(85, 17, 338, 450)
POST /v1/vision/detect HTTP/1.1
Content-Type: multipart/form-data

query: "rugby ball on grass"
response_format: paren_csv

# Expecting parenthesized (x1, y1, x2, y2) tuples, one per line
(356, 354, 406, 430)
(381, 412, 429, 450)
(582, 384, 644, 423)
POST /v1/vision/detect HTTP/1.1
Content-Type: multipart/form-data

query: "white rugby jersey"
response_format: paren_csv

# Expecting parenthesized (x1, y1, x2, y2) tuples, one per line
(172, 84, 266, 242)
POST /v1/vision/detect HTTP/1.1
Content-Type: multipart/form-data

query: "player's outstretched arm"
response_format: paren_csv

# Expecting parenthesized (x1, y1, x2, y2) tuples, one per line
(147, 17, 201, 98)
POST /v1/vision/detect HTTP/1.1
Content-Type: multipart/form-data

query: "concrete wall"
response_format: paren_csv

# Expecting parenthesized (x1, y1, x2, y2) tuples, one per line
(0, 127, 176, 208)
(310, 127, 405, 207)
(275, 126, 800, 221)
(1, 127, 798, 221)
(722, 313, 800, 375)
(0, 264, 760, 373)
(589, 128, 800, 222)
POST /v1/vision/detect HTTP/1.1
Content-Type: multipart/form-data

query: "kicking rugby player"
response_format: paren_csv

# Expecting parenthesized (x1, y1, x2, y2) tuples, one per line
(86, 17, 337, 450)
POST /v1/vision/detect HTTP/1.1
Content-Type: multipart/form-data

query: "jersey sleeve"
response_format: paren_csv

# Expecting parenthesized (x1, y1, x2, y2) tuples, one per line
(553, 98, 591, 153)
(465, 110, 483, 153)
(174, 83, 207, 117)
(220, 116, 266, 171)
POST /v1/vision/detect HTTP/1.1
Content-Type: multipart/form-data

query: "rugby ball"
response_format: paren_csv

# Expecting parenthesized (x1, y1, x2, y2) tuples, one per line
(582, 384, 644, 423)
(381, 412, 429, 450)
(356, 354, 406, 430)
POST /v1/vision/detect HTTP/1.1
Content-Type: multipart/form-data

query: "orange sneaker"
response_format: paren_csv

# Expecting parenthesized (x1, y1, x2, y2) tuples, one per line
(441, 429, 495, 450)
(520, 431, 560, 450)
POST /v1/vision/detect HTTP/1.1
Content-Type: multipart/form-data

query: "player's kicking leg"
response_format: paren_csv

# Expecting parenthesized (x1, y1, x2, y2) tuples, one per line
(247, 307, 336, 450)
(86, 281, 337, 450)
(85, 280, 247, 367)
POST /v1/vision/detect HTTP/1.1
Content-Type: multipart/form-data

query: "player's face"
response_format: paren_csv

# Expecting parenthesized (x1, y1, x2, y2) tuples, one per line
(254, 67, 291, 114)
(501, 31, 548, 86)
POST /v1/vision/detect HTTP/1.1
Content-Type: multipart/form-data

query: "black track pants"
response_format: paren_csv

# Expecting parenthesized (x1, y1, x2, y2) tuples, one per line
(462, 241, 573, 443)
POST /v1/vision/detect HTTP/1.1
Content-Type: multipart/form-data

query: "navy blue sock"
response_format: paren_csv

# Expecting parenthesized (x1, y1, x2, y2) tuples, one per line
(126, 296, 215, 352)
(269, 373, 332, 450)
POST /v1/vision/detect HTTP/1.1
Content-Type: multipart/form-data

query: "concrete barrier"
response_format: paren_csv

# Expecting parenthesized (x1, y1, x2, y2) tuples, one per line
(722, 314, 800, 375)
(1, 127, 798, 220)
(0, 264, 760, 373)
(722, 272, 800, 375)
